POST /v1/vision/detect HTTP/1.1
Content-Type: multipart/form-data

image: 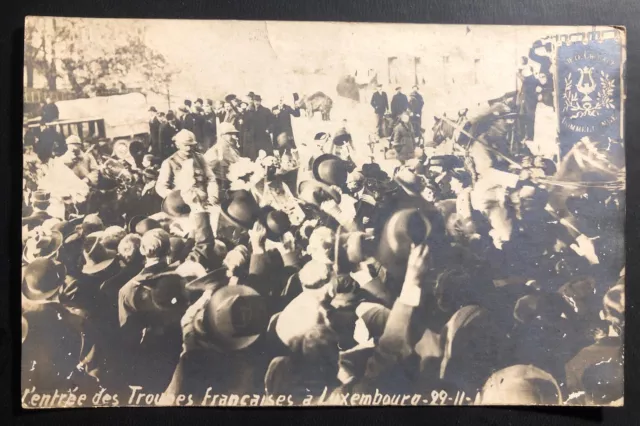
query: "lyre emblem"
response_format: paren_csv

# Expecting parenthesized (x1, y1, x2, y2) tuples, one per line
(576, 66, 596, 103)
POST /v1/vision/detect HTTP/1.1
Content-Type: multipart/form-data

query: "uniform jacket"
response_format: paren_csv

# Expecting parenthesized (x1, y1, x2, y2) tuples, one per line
(155, 150, 219, 204)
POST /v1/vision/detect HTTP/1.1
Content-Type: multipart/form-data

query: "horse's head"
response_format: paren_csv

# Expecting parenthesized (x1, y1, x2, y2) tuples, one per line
(431, 115, 449, 146)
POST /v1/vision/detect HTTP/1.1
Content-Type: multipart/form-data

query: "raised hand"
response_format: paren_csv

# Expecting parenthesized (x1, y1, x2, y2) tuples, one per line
(404, 243, 430, 288)
(249, 221, 268, 253)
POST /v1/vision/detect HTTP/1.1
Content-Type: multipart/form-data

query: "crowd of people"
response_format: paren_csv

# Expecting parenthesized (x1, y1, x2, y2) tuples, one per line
(22, 68, 624, 407)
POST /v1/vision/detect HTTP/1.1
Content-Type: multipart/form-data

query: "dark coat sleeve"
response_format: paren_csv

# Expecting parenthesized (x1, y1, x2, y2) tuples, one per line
(185, 212, 219, 270)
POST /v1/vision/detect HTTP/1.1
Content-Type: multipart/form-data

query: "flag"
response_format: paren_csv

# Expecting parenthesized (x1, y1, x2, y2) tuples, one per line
(556, 31, 624, 158)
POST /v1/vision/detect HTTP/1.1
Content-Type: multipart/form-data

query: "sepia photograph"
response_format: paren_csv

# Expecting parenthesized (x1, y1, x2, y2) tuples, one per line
(20, 18, 625, 408)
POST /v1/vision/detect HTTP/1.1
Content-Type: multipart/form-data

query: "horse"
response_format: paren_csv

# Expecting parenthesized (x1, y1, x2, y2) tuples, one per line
(431, 101, 519, 178)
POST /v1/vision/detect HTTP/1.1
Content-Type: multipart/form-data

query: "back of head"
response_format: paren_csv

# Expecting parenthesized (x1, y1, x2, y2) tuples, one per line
(118, 233, 142, 264)
(102, 226, 127, 251)
(140, 228, 171, 259)
(478, 364, 562, 405)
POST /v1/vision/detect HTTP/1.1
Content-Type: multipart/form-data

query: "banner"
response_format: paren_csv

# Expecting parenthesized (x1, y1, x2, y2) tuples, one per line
(556, 31, 624, 157)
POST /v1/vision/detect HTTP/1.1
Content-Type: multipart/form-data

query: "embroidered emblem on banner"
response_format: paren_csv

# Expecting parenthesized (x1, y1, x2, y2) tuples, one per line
(556, 35, 623, 157)
(563, 66, 615, 119)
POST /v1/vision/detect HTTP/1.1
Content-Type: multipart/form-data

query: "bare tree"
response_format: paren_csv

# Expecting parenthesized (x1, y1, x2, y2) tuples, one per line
(24, 17, 176, 97)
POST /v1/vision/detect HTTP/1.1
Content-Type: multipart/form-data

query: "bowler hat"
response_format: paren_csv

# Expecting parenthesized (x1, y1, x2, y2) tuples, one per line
(162, 190, 191, 218)
(246, 92, 255, 100)
(200, 283, 269, 351)
(260, 206, 291, 241)
(253, 94, 262, 102)
(22, 258, 66, 301)
(128, 215, 162, 235)
(184, 99, 192, 107)
(221, 190, 260, 230)
(377, 209, 431, 277)
(82, 233, 117, 275)
(297, 179, 341, 207)
(64, 213, 103, 245)
(225, 94, 237, 103)
(23, 230, 63, 263)
(312, 154, 349, 187)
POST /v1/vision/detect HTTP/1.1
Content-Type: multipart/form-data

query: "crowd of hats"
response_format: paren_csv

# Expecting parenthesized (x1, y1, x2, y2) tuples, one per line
(20, 89, 624, 407)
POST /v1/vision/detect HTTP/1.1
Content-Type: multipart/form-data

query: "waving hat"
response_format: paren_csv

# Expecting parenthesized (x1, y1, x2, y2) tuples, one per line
(377, 208, 431, 278)
(162, 190, 191, 218)
(259, 206, 291, 242)
(312, 154, 349, 187)
(220, 190, 260, 230)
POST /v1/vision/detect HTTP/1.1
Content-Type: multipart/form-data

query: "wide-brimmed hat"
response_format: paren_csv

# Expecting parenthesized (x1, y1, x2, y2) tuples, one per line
(253, 94, 262, 102)
(81, 233, 117, 275)
(128, 215, 162, 235)
(259, 206, 291, 242)
(394, 168, 425, 197)
(225, 94, 237, 103)
(297, 179, 342, 207)
(173, 129, 198, 146)
(185, 267, 228, 293)
(23, 230, 63, 263)
(162, 190, 191, 218)
(139, 272, 189, 312)
(219, 122, 239, 135)
(377, 208, 431, 277)
(22, 257, 66, 301)
(220, 190, 260, 230)
(200, 283, 269, 351)
(312, 154, 349, 187)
